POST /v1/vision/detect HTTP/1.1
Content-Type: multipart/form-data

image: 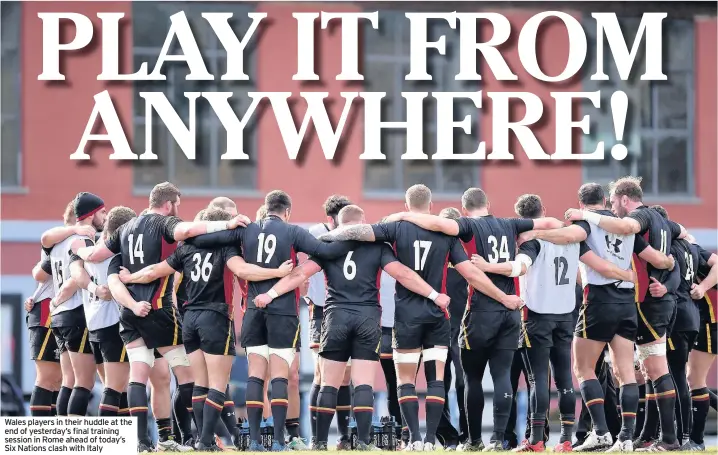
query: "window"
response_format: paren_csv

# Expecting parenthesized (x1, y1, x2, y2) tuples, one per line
(132, 2, 257, 192)
(363, 12, 480, 196)
(1, 3, 21, 188)
(583, 18, 694, 197)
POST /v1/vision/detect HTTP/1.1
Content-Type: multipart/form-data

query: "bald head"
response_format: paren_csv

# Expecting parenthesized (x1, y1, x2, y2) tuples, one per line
(208, 196, 237, 216)
(405, 184, 432, 212)
(337, 205, 365, 225)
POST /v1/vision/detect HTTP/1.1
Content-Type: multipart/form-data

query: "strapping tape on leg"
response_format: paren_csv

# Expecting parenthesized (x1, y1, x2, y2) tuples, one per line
(637, 342, 666, 362)
(422, 347, 448, 363)
(127, 346, 155, 367)
(393, 350, 421, 364)
(269, 348, 295, 366)
(346, 358, 352, 367)
(247, 345, 270, 361)
(163, 346, 190, 367)
(311, 349, 319, 363)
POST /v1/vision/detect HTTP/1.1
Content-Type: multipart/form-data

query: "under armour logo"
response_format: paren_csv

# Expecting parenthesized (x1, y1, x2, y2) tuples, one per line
(504, 393, 513, 399)
(561, 388, 574, 394)
(605, 235, 622, 253)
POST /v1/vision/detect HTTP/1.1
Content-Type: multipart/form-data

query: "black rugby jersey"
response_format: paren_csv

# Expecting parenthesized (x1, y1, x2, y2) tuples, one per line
(456, 215, 533, 312)
(628, 206, 682, 303)
(311, 241, 397, 312)
(188, 215, 351, 316)
(372, 221, 468, 322)
(166, 243, 239, 318)
(105, 213, 180, 310)
(27, 252, 54, 328)
(670, 238, 701, 332)
(446, 266, 468, 328)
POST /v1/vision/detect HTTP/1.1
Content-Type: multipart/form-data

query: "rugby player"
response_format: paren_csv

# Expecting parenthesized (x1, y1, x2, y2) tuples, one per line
(119, 207, 292, 451)
(186, 190, 354, 451)
(651, 205, 701, 446)
(305, 195, 353, 449)
(26, 202, 80, 416)
(255, 204, 451, 450)
(381, 187, 561, 451)
(565, 177, 687, 451)
(524, 183, 674, 451)
(476, 194, 631, 452)
(40, 192, 108, 417)
(72, 206, 136, 417)
(318, 185, 523, 451)
(685, 239, 718, 450)
(76, 182, 246, 452)
(435, 207, 467, 449)
(378, 270, 403, 441)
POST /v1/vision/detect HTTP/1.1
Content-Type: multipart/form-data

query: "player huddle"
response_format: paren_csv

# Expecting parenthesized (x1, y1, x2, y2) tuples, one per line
(24, 177, 716, 453)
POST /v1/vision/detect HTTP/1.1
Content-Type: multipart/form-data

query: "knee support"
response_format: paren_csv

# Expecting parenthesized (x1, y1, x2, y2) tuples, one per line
(269, 348, 295, 366)
(127, 346, 155, 367)
(246, 345, 270, 361)
(422, 347, 448, 363)
(637, 342, 666, 362)
(163, 346, 190, 367)
(393, 350, 421, 364)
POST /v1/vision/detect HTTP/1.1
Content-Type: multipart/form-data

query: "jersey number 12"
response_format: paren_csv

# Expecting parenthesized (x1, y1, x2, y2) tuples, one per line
(553, 256, 570, 286)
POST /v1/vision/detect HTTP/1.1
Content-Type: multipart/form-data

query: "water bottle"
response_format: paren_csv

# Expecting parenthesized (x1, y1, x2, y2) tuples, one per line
(260, 419, 274, 449)
(349, 419, 358, 449)
(238, 418, 250, 451)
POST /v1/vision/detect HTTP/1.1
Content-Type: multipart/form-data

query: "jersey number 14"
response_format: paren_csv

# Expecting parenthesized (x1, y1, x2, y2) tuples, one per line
(128, 234, 145, 265)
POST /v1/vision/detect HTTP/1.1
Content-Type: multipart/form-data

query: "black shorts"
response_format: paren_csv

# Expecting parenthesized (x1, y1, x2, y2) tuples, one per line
(519, 311, 573, 350)
(89, 323, 127, 364)
(393, 317, 450, 350)
(309, 305, 324, 350)
(636, 299, 675, 345)
(380, 326, 393, 360)
(575, 302, 637, 343)
(320, 307, 381, 362)
(240, 309, 300, 349)
(668, 330, 696, 359)
(29, 326, 60, 362)
(694, 322, 717, 354)
(182, 309, 236, 356)
(459, 310, 520, 351)
(53, 323, 92, 355)
(119, 306, 182, 349)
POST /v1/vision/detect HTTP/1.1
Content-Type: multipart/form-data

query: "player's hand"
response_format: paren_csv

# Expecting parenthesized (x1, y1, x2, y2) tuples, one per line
(118, 266, 132, 284)
(254, 294, 272, 308)
(228, 214, 251, 229)
(434, 293, 450, 310)
(501, 295, 523, 311)
(648, 277, 667, 298)
(685, 233, 696, 244)
(276, 260, 294, 277)
(383, 212, 407, 223)
(564, 208, 583, 222)
(74, 225, 96, 239)
(690, 283, 706, 300)
(132, 301, 151, 317)
(517, 231, 537, 246)
(24, 297, 35, 312)
(623, 268, 636, 284)
(470, 254, 489, 271)
(96, 285, 112, 301)
(49, 298, 62, 312)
